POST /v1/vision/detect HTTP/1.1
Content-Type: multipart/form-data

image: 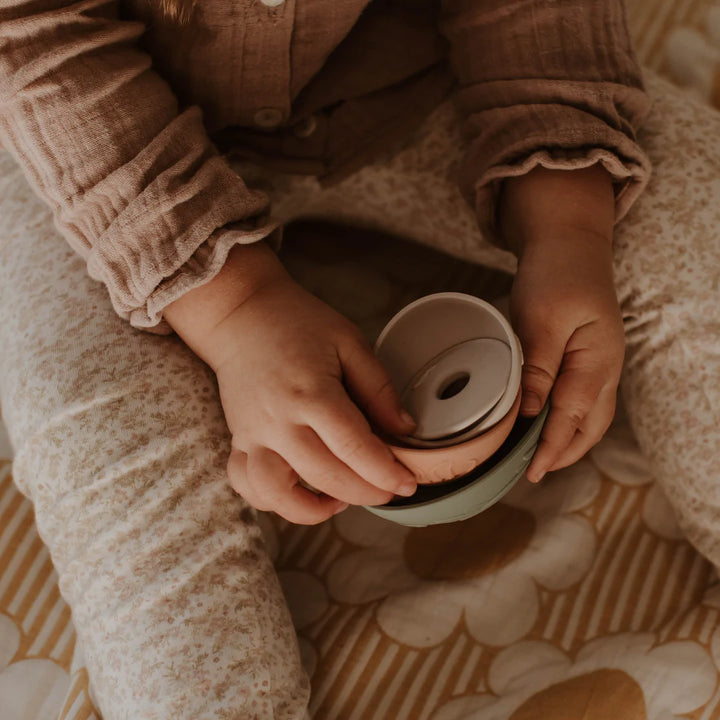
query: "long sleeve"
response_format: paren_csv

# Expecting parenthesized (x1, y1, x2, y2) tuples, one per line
(0, 0, 279, 334)
(438, 0, 652, 248)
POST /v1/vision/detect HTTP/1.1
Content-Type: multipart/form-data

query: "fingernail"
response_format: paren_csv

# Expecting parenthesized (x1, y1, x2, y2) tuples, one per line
(399, 409, 416, 429)
(521, 392, 542, 416)
(397, 481, 417, 497)
(528, 469, 546, 484)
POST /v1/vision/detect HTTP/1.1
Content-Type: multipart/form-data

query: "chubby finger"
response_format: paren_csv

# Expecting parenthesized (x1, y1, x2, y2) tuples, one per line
(339, 334, 416, 437)
(516, 322, 565, 418)
(525, 366, 603, 482)
(227, 447, 346, 525)
(280, 425, 396, 507)
(307, 383, 417, 497)
(548, 384, 617, 471)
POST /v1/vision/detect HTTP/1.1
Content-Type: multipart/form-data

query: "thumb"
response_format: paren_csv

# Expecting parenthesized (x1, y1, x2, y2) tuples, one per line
(339, 336, 417, 436)
(517, 324, 565, 417)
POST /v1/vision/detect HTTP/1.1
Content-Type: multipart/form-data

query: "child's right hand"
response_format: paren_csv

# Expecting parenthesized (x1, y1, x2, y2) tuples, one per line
(165, 242, 418, 524)
(210, 277, 419, 523)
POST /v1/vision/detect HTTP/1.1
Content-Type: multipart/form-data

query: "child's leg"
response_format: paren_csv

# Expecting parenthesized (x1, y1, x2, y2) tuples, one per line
(253, 69, 720, 570)
(0, 151, 309, 719)
(612, 72, 720, 569)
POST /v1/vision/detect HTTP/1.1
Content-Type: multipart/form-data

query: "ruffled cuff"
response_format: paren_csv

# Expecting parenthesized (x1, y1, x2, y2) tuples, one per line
(449, 78, 653, 254)
(475, 145, 652, 252)
(113, 223, 282, 335)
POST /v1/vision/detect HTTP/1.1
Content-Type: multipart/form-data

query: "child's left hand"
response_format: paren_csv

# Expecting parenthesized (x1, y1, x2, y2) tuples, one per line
(498, 164, 625, 482)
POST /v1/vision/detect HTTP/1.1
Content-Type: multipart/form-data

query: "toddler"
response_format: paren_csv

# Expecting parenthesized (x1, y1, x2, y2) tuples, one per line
(1, 0, 718, 717)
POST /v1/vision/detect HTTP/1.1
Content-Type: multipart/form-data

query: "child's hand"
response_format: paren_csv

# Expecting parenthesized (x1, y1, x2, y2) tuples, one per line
(510, 232, 625, 481)
(499, 164, 624, 482)
(210, 277, 418, 522)
(165, 242, 417, 524)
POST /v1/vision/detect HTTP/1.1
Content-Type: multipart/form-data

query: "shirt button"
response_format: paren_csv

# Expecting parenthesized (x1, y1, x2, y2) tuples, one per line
(253, 107, 284, 128)
(292, 115, 318, 139)
(259, 0, 284, 6)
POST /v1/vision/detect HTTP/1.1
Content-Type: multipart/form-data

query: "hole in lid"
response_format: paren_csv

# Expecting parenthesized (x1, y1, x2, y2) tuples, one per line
(437, 371, 470, 400)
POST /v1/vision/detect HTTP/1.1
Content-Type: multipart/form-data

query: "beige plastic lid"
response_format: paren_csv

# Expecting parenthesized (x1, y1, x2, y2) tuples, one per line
(400, 337, 512, 441)
(374, 292, 523, 448)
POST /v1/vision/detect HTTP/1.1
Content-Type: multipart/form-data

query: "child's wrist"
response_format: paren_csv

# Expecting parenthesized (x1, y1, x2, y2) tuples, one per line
(498, 164, 616, 261)
(164, 240, 289, 366)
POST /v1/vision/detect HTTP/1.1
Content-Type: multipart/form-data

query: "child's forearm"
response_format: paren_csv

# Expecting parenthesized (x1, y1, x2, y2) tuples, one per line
(498, 164, 616, 260)
(164, 240, 289, 369)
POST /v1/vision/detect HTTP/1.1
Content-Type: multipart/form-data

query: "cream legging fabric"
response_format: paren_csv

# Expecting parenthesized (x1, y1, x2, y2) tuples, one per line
(0, 70, 718, 718)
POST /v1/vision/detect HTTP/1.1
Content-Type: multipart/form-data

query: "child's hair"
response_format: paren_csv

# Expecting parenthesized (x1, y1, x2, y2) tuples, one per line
(158, 0, 196, 23)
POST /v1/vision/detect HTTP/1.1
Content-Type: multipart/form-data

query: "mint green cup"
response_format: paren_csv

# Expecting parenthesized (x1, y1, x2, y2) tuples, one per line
(364, 405, 548, 527)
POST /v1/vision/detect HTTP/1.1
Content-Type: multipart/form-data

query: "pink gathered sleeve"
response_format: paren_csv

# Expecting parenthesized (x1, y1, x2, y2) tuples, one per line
(439, 0, 653, 249)
(0, 0, 279, 334)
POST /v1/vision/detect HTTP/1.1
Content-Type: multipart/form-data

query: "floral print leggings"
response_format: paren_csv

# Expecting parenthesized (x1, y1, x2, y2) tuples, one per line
(0, 70, 717, 718)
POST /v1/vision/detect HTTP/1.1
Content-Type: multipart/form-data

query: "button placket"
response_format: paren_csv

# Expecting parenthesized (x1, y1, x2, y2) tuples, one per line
(253, 107, 285, 128)
(238, 0, 295, 128)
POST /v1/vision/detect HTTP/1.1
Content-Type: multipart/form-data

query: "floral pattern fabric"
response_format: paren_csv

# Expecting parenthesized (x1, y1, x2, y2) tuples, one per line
(2, 1, 720, 717)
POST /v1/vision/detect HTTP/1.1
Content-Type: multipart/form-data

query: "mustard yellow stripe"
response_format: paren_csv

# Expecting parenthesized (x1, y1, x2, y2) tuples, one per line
(565, 490, 641, 651)
(317, 605, 356, 657)
(534, 589, 555, 636)
(619, 530, 662, 630)
(540, 479, 620, 645)
(0, 505, 34, 601)
(4, 537, 47, 615)
(39, 601, 72, 659)
(71, 696, 98, 720)
(382, 651, 429, 720)
(450, 642, 483, 697)
(311, 605, 366, 711)
(306, 603, 339, 641)
(405, 634, 460, 720)
(654, 545, 700, 629)
(21, 581, 64, 656)
(58, 674, 86, 720)
(59, 670, 98, 720)
(17, 556, 53, 622)
(333, 632, 393, 720)
(637, 543, 680, 630)
(57, 627, 77, 671)
(585, 514, 646, 639)
(359, 642, 408, 719)
(689, 606, 711, 642)
(0, 491, 26, 558)
(0, 467, 14, 493)
(296, 522, 332, 571)
(663, 607, 694, 643)
(679, 553, 714, 620)
(313, 607, 377, 719)
(442, 634, 474, 700)
(581, 474, 618, 528)
(469, 643, 491, 694)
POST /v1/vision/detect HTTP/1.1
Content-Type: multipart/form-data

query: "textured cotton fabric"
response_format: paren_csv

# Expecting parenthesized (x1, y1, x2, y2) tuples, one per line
(0, 0, 650, 332)
(0, 69, 718, 719)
